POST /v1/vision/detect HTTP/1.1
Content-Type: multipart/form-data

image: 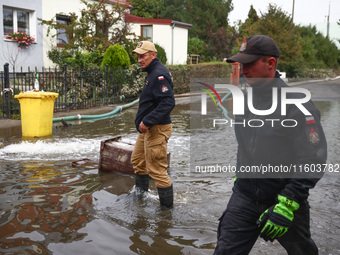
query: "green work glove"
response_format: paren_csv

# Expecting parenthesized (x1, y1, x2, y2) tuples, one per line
(257, 195, 300, 241)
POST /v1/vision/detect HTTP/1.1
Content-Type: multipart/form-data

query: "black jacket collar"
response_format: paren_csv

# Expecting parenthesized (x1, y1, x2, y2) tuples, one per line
(251, 71, 286, 97)
(142, 58, 160, 73)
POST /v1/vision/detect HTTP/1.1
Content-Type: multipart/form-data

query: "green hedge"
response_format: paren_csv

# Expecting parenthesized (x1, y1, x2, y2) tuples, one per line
(168, 62, 231, 94)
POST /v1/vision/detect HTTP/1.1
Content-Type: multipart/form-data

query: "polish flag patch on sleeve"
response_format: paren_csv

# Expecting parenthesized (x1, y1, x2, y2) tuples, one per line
(158, 76, 164, 80)
(162, 85, 168, 93)
(306, 116, 315, 124)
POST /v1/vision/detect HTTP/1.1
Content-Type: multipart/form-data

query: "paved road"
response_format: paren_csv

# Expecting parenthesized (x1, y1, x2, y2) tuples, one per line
(291, 78, 340, 101)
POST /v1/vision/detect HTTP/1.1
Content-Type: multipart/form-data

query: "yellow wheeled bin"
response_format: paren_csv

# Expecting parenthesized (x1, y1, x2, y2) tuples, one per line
(15, 92, 59, 137)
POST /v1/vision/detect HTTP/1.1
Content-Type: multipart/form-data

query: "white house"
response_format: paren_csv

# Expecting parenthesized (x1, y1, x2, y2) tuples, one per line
(1, 0, 43, 70)
(1, 0, 191, 70)
(1, 0, 91, 69)
(125, 13, 192, 65)
(40, 0, 92, 68)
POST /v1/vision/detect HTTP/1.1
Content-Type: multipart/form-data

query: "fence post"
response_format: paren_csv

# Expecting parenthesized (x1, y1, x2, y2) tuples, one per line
(106, 64, 109, 104)
(4, 63, 11, 118)
(64, 63, 67, 112)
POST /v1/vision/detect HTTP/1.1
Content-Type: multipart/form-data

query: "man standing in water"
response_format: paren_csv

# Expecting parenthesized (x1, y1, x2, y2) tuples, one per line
(214, 35, 327, 254)
(131, 41, 175, 208)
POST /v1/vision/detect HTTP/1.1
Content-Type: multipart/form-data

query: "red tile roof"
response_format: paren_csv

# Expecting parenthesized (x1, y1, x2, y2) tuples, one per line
(105, 0, 132, 8)
(125, 13, 192, 28)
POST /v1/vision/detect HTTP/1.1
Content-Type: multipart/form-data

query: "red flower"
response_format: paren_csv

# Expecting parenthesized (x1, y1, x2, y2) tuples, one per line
(6, 31, 35, 48)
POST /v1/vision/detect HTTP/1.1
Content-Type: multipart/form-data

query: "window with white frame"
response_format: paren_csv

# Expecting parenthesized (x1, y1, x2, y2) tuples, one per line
(3, 7, 33, 36)
(141, 25, 152, 41)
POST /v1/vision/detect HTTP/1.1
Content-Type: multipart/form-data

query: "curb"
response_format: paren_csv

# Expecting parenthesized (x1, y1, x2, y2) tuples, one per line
(288, 76, 340, 86)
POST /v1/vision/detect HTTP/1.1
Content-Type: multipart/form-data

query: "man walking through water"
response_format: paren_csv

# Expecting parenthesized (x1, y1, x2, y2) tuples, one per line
(214, 35, 327, 254)
(131, 41, 175, 208)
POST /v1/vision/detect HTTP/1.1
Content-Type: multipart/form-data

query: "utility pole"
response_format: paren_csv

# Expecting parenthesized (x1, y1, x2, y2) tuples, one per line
(292, 0, 295, 23)
(327, 1, 330, 38)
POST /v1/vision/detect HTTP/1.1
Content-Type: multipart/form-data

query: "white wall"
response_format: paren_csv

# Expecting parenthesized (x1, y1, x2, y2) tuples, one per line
(172, 26, 188, 65)
(41, 0, 129, 67)
(130, 23, 189, 65)
(1, 1, 189, 69)
(41, 0, 87, 67)
(0, 0, 43, 70)
(153, 24, 172, 64)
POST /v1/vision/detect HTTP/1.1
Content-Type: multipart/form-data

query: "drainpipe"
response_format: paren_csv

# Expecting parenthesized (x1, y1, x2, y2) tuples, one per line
(170, 21, 192, 65)
(171, 22, 175, 65)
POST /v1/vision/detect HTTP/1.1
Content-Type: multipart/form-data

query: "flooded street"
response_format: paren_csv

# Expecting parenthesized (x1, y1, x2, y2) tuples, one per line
(0, 81, 340, 254)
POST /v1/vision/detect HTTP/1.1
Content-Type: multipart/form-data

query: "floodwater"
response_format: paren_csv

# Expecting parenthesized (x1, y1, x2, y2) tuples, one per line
(0, 97, 339, 254)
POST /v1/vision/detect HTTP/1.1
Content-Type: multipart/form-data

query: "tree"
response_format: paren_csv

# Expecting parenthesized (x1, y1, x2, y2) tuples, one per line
(205, 26, 238, 61)
(298, 25, 325, 68)
(159, 0, 186, 21)
(240, 4, 302, 70)
(238, 5, 259, 38)
(237, 4, 340, 75)
(184, 0, 233, 40)
(155, 44, 167, 64)
(40, 0, 136, 65)
(131, 0, 235, 61)
(131, 0, 164, 18)
(232, 5, 260, 56)
(298, 25, 340, 69)
(184, 0, 234, 61)
(1, 44, 29, 69)
(188, 37, 206, 57)
(338, 19, 340, 46)
(313, 32, 340, 68)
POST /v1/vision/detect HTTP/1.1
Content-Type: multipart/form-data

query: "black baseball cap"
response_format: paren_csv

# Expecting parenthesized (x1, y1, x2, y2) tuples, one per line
(227, 35, 280, 64)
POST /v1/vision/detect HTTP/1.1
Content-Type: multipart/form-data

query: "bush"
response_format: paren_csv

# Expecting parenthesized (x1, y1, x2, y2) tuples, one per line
(101, 44, 131, 69)
(48, 47, 73, 67)
(278, 62, 304, 78)
(120, 64, 146, 101)
(0, 87, 21, 118)
(188, 37, 208, 62)
(155, 44, 167, 64)
(47, 45, 103, 68)
(64, 50, 103, 68)
(168, 62, 231, 94)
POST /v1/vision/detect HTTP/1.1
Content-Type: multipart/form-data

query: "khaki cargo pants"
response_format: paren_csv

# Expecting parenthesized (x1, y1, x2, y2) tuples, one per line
(131, 124, 172, 188)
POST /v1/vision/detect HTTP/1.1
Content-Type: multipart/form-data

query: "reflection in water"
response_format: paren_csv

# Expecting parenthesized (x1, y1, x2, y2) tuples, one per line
(0, 101, 339, 254)
(0, 161, 99, 254)
(23, 162, 62, 184)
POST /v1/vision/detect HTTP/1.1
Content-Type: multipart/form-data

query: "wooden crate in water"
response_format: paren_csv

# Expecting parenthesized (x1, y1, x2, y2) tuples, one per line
(99, 136, 170, 175)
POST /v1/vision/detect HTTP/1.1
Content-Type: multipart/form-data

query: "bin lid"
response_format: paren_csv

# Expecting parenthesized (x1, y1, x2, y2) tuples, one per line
(14, 91, 59, 100)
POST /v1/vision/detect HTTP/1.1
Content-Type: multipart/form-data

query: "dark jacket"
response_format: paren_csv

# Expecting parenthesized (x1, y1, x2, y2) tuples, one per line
(234, 71, 327, 204)
(135, 58, 175, 132)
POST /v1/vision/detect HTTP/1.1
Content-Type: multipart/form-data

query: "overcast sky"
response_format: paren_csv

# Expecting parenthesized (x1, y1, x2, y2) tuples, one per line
(228, 0, 340, 47)
(228, 0, 340, 25)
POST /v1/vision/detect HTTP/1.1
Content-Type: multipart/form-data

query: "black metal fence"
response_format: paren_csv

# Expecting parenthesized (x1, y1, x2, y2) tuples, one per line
(0, 63, 137, 119)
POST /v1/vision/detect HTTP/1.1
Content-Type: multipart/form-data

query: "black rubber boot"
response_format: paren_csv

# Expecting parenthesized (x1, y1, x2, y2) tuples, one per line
(157, 185, 173, 208)
(135, 174, 150, 192)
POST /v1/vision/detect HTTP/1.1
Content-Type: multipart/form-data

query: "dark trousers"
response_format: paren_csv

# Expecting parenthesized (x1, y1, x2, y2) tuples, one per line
(214, 187, 318, 255)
